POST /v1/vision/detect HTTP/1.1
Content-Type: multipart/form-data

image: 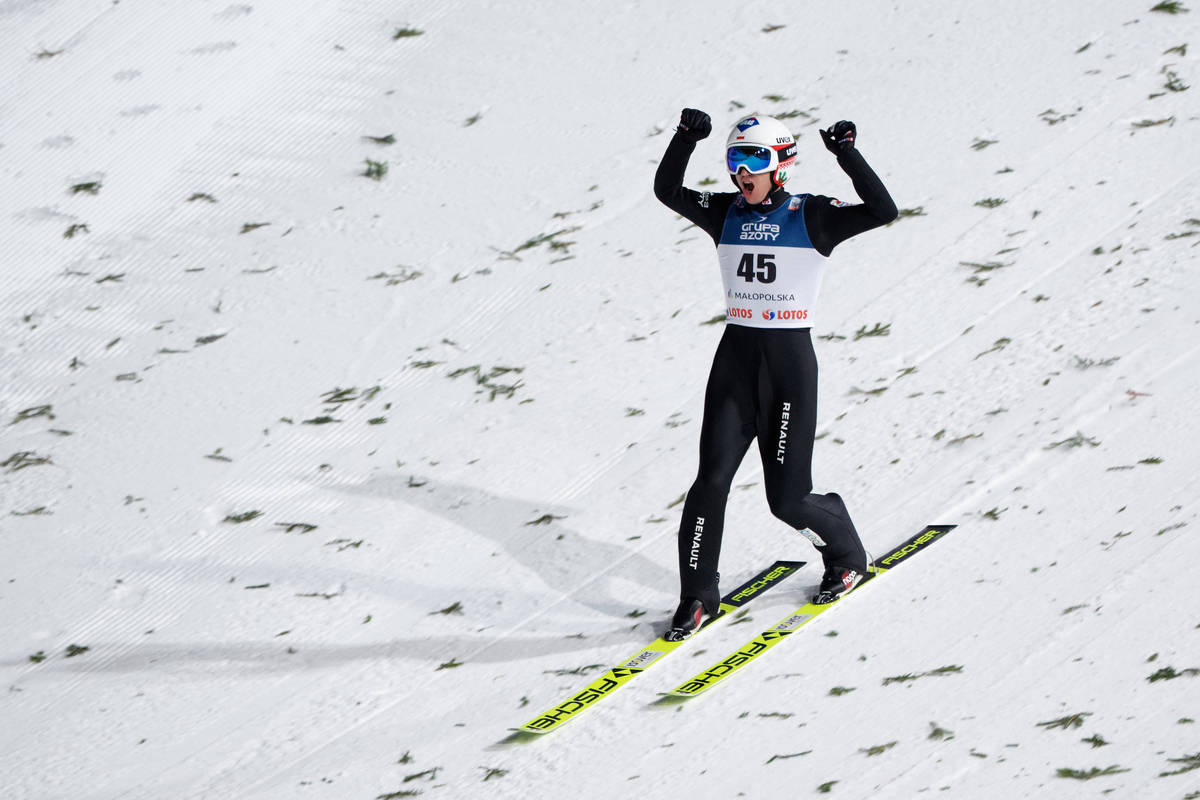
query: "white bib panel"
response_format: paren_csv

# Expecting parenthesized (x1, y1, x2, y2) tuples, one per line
(715, 195, 828, 329)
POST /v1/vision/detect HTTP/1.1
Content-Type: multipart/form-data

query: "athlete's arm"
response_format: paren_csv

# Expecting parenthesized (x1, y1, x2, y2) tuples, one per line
(654, 111, 732, 243)
(807, 121, 898, 256)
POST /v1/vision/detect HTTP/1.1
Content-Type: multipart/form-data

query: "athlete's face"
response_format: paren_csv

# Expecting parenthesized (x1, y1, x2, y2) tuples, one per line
(735, 167, 773, 205)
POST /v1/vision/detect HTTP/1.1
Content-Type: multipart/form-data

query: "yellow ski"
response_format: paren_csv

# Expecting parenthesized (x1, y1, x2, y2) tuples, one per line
(662, 524, 957, 698)
(513, 559, 804, 734)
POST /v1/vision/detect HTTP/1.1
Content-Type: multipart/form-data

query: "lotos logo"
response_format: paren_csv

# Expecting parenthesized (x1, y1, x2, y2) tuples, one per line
(727, 307, 753, 319)
(763, 309, 809, 321)
(736, 117, 760, 132)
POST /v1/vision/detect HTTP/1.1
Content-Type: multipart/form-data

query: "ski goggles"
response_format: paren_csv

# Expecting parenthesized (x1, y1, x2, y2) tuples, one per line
(726, 144, 777, 175)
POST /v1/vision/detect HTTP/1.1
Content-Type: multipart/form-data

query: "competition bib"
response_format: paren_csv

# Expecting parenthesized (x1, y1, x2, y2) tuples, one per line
(716, 194, 827, 329)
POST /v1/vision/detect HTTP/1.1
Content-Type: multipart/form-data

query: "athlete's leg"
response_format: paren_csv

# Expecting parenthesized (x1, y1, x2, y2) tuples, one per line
(756, 329, 867, 571)
(677, 326, 757, 611)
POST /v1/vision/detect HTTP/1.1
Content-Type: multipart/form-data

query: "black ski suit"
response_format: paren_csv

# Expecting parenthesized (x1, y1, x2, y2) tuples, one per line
(654, 129, 898, 610)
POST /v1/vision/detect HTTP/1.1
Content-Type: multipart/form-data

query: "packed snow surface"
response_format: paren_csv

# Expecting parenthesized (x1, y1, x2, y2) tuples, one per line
(2, 1, 1199, 798)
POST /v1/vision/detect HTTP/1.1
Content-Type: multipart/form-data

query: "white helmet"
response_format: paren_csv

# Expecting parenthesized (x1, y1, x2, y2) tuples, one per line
(725, 115, 797, 188)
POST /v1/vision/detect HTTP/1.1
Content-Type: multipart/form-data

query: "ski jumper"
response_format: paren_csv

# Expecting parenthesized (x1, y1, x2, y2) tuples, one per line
(654, 130, 898, 609)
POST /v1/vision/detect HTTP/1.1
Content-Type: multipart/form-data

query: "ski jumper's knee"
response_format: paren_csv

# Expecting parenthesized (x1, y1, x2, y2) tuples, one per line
(764, 483, 815, 529)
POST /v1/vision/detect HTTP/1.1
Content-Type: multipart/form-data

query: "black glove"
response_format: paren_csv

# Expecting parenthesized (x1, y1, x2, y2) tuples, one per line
(676, 108, 711, 142)
(820, 120, 857, 155)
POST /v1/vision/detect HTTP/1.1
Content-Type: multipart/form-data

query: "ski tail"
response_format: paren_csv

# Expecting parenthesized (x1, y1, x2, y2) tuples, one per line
(871, 524, 956, 573)
(713, 559, 807, 618)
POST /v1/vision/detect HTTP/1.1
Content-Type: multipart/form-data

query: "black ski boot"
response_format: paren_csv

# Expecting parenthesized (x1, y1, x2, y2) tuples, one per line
(665, 581, 720, 642)
(812, 565, 863, 604)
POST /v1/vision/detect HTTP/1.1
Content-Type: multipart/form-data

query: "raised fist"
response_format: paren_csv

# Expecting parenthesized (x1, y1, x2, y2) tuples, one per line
(820, 120, 857, 155)
(676, 108, 712, 141)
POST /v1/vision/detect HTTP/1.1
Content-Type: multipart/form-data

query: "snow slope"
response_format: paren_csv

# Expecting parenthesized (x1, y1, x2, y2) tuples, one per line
(2, 1, 1199, 798)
